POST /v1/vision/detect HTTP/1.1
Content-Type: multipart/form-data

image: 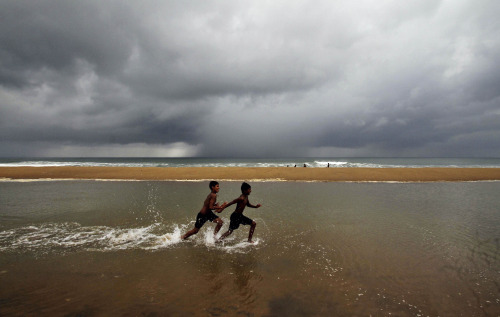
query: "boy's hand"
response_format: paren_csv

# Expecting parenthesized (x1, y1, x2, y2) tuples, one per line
(216, 202, 228, 213)
(256, 204, 262, 208)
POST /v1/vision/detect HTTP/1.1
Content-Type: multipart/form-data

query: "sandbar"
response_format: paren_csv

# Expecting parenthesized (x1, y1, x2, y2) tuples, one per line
(1, 166, 500, 182)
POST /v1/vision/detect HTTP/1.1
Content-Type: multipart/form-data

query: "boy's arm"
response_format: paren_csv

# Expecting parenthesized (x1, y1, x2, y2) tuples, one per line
(214, 201, 228, 213)
(247, 200, 262, 208)
(213, 196, 243, 213)
(218, 197, 242, 212)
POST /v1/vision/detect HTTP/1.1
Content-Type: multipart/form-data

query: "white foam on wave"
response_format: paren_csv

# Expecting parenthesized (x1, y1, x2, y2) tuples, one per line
(313, 160, 405, 168)
(315, 161, 349, 167)
(2, 158, 500, 169)
(0, 161, 170, 168)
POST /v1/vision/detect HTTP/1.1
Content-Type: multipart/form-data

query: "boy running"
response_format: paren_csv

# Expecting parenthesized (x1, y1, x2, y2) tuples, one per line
(218, 182, 262, 243)
(181, 181, 227, 240)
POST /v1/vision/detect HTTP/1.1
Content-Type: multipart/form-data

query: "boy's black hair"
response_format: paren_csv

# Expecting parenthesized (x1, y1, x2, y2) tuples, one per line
(241, 182, 251, 193)
(209, 181, 219, 189)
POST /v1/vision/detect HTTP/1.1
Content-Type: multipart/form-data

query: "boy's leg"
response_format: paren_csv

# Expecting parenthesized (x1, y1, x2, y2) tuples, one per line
(218, 229, 233, 241)
(218, 212, 239, 242)
(248, 221, 256, 243)
(181, 227, 199, 240)
(213, 217, 224, 236)
(183, 212, 206, 239)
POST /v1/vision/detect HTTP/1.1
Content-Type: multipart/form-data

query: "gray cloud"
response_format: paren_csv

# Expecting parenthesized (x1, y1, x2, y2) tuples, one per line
(1, 0, 499, 157)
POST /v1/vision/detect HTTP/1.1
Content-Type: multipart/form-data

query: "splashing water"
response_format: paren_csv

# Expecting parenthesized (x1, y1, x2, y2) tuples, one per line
(0, 223, 189, 254)
(0, 222, 262, 255)
(177, 226, 262, 254)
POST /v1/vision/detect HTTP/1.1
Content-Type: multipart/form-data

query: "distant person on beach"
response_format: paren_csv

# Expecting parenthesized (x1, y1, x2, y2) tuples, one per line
(218, 182, 262, 243)
(181, 181, 227, 240)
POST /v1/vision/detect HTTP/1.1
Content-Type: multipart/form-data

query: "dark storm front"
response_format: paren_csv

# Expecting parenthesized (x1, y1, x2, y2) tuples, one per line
(0, 181, 499, 316)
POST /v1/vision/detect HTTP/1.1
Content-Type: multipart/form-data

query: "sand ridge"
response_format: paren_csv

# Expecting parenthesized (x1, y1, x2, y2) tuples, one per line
(1, 166, 500, 182)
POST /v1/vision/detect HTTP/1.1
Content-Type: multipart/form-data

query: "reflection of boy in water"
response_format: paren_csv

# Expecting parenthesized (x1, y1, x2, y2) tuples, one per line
(181, 181, 227, 240)
(218, 182, 262, 243)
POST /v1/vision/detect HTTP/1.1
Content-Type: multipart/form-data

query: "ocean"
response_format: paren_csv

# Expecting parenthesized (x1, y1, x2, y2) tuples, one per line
(1, 176, 499, 315)
(2, 156, 500, 168)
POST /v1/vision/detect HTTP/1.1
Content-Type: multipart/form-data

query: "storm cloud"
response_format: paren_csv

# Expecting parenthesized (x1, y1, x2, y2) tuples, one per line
(1, 0, 499, 157)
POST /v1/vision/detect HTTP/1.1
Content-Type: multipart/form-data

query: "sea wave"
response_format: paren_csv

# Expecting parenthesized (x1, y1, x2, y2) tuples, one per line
(313, 161, 401, 168)
(0, 161, 171, 168)
(0, 160, 420, 168)
(1, 158, 499, 168)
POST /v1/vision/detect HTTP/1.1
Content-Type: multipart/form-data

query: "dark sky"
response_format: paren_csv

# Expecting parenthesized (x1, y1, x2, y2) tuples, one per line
(1, 0, 499, 157)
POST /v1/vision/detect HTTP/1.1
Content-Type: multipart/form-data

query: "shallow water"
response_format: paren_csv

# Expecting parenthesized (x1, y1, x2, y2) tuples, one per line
(1, 181, 499, 316)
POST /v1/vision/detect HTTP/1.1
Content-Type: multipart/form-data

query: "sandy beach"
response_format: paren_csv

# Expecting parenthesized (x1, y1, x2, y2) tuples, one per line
(1, 166, 500, 182)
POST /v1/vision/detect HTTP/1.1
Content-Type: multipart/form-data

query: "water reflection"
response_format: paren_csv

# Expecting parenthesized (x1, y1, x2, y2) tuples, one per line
(176, 244, 262, 316)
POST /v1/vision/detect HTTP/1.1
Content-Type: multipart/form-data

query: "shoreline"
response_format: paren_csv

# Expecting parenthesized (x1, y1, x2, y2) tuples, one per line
(1, 166, 500, 182)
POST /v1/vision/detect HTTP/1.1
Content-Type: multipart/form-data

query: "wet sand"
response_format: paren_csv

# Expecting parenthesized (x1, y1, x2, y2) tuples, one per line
(1, 166, 500, 182)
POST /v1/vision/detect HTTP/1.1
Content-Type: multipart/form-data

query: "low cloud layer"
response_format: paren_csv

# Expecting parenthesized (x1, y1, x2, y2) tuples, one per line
(1, 0, 499, 157)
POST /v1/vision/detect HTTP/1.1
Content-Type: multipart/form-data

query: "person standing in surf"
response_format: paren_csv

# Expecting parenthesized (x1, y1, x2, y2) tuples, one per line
(218, 182, 262, 243)
(181, 181, 227, 240)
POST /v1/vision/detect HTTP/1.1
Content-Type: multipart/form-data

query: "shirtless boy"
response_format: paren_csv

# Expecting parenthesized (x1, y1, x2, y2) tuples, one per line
(181, 181, 227, 240)
(218, 182, 262, 243)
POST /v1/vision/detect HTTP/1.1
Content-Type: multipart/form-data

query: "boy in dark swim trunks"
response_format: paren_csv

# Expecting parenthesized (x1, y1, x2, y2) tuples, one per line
(218, 182, 262, 243)
(181, 181, 227, 240)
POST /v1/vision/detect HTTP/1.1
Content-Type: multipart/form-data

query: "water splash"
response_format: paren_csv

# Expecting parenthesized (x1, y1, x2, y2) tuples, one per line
(184, 229, 262, 254)
(0, 223, 188, 254)
(0, 222, 262, 254)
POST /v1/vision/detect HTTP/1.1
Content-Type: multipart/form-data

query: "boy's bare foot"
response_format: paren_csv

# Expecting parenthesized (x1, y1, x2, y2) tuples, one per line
(248, 240, 254, 244)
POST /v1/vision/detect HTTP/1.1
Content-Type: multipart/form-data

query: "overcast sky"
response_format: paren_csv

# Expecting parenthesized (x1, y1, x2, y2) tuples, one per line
(1, 0, 499, 157)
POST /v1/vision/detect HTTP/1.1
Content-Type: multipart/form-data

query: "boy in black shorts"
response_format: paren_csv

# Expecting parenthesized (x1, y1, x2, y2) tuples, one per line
(218, 182, 262, 243)
(181, 181, 227, 240)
